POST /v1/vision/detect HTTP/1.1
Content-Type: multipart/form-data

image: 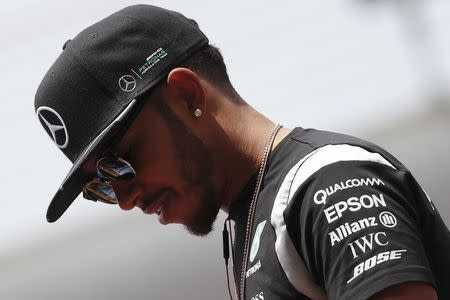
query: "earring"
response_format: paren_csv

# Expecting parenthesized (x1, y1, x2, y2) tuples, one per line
(194, 108, 203, 118)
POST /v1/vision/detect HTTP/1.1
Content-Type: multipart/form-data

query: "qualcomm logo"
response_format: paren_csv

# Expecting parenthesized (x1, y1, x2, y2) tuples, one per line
(36, 106, 69, 149)
(118, 74, 136, 92)
(250, 220, 267, 263)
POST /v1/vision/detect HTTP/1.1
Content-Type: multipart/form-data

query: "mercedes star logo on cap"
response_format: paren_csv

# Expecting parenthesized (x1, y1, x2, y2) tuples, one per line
(118, 75, 137, 92)
(37, 106, 69, 149)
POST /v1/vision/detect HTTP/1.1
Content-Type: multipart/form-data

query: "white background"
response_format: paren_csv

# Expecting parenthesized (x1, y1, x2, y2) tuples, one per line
(0, 1, 449, 299)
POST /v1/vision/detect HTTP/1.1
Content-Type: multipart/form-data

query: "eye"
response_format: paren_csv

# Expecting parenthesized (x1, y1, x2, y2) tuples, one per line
(120, 152, 132, 163)
(117, 146, 135, 166)
(110, 143, 129, 161)
(114, 138, 136, 167)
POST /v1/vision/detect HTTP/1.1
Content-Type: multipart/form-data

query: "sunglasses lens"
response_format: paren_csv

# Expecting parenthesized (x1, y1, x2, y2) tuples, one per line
(83, 180, 118, 204)
(97, 157, 135, 179)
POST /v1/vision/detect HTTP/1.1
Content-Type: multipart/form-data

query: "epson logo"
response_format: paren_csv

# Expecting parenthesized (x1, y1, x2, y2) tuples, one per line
(324, 194, 387, 223)
(314, 177, 385, 205)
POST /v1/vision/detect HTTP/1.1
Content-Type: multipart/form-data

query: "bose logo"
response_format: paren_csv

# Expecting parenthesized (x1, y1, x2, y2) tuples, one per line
(347, 249, 407, 284)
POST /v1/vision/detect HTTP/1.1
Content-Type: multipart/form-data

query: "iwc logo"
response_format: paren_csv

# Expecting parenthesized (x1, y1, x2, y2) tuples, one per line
(250, 220, 267, 263)
(118, 74, 136, 92)
(37, 106, 69, 149)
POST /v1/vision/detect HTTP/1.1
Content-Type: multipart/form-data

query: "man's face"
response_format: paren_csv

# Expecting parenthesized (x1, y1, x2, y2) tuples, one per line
(107, 97, 221, 236)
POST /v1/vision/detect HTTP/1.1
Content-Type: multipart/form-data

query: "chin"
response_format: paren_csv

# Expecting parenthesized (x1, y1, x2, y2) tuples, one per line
(180, 185, 221, 237)
(183, 211, 218, 237)
(184, 223, 214, 237)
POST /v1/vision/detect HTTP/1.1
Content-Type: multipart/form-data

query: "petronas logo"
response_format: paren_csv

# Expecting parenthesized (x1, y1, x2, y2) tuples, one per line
(250, 220, 267, 263)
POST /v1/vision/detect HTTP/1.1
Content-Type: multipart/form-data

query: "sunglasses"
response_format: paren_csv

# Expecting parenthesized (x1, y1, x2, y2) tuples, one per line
(82, 156, 136, 204)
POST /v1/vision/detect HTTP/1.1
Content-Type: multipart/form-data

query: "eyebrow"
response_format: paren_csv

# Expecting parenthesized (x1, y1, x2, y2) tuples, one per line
(97, 131, 128, 159)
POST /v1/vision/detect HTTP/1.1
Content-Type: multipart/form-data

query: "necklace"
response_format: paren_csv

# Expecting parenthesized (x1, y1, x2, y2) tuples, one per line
(238, 123, 282, 300)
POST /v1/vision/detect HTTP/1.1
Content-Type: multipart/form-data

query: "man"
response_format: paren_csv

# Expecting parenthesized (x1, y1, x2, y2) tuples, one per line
(35, 5, 449, 300)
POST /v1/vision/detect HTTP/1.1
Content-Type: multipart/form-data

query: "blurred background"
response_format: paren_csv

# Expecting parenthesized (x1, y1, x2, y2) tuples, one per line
(1, 0, 449, 299)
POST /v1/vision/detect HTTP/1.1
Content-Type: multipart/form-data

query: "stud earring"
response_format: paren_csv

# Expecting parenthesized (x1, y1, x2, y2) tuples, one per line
(194, 108, 203, 118)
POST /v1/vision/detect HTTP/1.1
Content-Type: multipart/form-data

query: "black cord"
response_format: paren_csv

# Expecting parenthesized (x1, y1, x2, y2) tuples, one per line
(227, 218, 240, 298)
(225, 261, 234, 300)
(223, 218, 234, 300)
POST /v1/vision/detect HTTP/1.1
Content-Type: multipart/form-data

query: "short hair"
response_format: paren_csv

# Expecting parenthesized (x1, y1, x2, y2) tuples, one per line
(177, 44, 242, 103)
(142, 20, 244, 106)
(175, 19, 245, 104)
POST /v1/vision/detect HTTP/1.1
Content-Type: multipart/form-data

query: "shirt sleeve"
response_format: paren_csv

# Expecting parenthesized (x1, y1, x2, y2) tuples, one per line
(288, 160, 436, 300)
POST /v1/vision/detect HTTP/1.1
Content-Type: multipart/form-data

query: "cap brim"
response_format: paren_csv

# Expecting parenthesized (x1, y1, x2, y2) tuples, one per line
(46, 99, 139, 222)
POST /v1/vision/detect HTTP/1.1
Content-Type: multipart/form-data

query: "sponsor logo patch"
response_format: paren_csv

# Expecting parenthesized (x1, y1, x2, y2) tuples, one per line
(37, 106, 69, 149)
(314, 177, 385, 205)
(250, 291, 264, 300)
(246, 260, 262, 278)
(379, 211, 397, 228)
(138, 47, 168, 75)
(329, 216, 378, 247)
(348, 231, 389, 259)
(250, 220, 267, 263)
(347, 249, 407, 284)
(118, 74, 136, 92)
(323, 193, 387, 224)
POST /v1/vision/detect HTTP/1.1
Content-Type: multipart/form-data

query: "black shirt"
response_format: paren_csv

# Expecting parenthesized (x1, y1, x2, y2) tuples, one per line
(229, 127, 450, 300)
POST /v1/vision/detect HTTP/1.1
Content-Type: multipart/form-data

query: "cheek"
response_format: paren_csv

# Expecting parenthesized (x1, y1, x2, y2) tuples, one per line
(125, 107, 179, 170)
(129, 131, 181, 183)
(112, 179, 144, 206)
(133, 149, 182, 188)
(168, 187, 202, 222)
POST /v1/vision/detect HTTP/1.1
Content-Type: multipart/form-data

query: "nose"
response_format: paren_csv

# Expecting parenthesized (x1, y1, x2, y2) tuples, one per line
(111, 180, 142, 211)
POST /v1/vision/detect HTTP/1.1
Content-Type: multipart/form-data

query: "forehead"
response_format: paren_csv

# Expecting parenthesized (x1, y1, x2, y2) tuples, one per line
(104, 106, 151, 159)
(112, 126, 135, 155)
(106, 96, 157, 155)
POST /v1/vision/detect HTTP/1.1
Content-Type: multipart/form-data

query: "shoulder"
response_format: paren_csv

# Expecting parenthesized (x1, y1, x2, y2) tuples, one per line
(270, 127, 411, 228)
(274, 128, 408, 206)
(271, 134, 419, 255)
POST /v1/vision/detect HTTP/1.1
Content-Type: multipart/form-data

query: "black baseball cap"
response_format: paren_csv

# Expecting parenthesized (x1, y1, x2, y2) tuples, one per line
(34, 5, 209, 222)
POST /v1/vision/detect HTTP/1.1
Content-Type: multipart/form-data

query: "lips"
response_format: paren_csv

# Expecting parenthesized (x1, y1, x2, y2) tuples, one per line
(138, 189, 169, 215)
(157, 194, 171, 225)
(144, 199, 164, 215)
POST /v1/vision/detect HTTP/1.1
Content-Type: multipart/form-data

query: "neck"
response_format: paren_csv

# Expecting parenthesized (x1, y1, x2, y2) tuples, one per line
(213, 102, 292, 213)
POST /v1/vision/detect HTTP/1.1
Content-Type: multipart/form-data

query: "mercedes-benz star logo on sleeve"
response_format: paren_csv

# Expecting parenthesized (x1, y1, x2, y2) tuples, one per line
(37, 106, 69, 149)
(118, 75, 137, 92)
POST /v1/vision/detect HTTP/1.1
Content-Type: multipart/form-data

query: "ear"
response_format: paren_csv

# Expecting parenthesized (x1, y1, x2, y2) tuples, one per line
(166, 67, 206, 118)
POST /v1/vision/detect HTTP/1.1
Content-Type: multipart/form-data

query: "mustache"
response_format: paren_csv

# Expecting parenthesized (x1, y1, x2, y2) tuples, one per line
(141, 188, 171, 210)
